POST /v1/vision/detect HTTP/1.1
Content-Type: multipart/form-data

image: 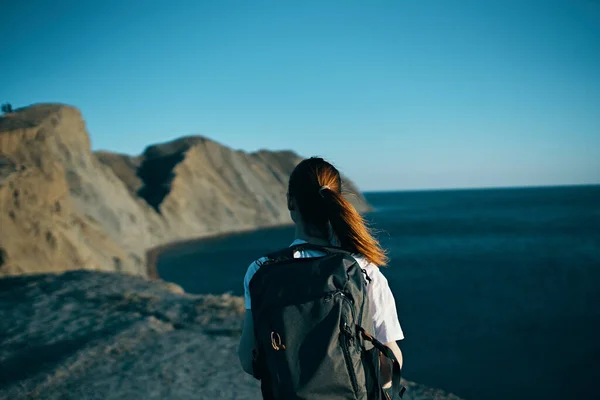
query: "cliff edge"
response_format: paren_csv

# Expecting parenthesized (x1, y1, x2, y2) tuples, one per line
(0, 271, 463, 400)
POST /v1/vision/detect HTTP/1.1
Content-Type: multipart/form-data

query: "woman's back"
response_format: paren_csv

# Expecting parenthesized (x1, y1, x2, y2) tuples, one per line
(243, 238, 404, 345)
(238, 156, 405, 399)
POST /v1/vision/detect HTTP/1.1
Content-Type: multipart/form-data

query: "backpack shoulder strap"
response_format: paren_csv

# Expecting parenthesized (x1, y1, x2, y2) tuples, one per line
(261, 247, 296, 264)
(289, 243, 373, 282)
(293, 242, 350, 254)
(295, 243, 373, 282)
(262, 243, 348, 265)
(358, 326, 406, 399)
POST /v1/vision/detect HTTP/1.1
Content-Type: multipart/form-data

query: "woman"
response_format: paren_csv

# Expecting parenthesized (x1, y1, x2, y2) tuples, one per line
(238, 157, 404, 396)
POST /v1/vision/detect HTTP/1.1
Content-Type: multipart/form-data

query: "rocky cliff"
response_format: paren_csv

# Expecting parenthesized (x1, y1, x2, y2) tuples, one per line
(0, 271, 463, 400)
(0, 104, 369, 277)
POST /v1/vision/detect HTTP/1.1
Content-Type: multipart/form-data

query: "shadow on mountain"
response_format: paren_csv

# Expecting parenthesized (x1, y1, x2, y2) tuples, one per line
(135, 137, 208, 213)
(136, 152, 185, 213)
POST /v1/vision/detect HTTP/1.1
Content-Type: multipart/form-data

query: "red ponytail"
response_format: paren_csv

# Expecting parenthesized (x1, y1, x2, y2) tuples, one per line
(288, 157, 388, 266)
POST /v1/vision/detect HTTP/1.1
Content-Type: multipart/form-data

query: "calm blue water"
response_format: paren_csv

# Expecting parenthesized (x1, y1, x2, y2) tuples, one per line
(157, 185, 600, 400)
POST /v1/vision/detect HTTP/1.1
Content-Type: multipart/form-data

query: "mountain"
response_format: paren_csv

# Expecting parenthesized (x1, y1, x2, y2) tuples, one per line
(0, 104, 369, 277)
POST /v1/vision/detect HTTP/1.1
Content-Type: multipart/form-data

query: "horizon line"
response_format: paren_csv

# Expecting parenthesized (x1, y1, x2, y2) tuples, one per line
(362, 182, 600, 194)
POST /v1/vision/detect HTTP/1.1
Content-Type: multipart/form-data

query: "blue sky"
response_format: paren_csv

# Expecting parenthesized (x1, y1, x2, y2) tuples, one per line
(1, 0, 599, 191)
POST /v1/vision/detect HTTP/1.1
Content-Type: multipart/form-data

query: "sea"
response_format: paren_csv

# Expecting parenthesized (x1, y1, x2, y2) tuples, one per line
(157, 185, 600, 400)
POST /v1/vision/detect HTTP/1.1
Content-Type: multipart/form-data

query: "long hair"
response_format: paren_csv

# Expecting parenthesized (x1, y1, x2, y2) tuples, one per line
(288, 157, 388, 266)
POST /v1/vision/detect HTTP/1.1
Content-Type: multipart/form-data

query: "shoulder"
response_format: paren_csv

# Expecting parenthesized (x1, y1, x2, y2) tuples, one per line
(243, 257, 269, 310)
(244, 256, 268, 285)
(351, 253, 393, 292)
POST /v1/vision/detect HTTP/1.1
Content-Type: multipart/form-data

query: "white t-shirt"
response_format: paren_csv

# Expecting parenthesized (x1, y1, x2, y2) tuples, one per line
(243, 239, 404, 344)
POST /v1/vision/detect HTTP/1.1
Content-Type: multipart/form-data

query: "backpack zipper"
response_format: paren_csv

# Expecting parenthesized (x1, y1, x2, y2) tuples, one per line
(341, 321, 360, 395)
(328, 291, 357, 324)
(336, 291, 359, 396)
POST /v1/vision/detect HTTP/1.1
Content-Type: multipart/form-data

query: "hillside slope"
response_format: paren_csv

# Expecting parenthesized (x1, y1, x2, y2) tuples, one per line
(0, 104, 369, 277)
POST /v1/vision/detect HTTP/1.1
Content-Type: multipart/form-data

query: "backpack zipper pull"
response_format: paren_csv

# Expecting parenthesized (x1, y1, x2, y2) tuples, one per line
(343, 322, 355, 345)
(325, 290, 345, 302)
(271, 331, 286, 351)
(361, 268, 372, 283)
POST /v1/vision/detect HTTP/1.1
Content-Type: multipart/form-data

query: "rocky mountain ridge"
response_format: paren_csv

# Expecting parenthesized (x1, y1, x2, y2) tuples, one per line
(0, 104, 368, 277)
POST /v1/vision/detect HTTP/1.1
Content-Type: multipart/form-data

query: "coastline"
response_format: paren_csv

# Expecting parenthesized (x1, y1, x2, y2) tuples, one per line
(145, 221, 295, 279)
(146, 200, 378, 280)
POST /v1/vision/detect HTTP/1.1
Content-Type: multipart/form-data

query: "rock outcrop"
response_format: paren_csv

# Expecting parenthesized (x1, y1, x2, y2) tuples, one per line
(0, 104, 369, 277)
(0, 271, 463, 400)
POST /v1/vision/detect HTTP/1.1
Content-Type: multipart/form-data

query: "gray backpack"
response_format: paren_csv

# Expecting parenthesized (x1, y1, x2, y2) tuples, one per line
(249, 243, 405, 399)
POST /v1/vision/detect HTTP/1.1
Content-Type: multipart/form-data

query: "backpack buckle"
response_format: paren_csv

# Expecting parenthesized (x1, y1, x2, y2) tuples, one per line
(359, 326, 375, 342)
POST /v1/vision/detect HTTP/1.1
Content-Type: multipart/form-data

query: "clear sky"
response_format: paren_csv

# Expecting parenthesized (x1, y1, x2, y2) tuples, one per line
(1, 0, 599, 191)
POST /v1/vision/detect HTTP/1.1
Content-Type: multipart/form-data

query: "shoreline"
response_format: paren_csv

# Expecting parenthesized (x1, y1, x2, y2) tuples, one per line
(145, 189, 374, 280)
(145, 221, 295, 279)
(146, 202, 379, 280)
